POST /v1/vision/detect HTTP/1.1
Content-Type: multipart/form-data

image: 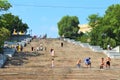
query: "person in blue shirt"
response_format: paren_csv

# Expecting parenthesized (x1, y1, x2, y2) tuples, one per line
(84, 57, 91, 68)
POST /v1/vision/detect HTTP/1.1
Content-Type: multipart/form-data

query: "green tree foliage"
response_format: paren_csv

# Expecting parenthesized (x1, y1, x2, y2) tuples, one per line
(76, 33, 90, 43)
(103, 4, 120, 45)
(88, 14, 103, 28)
(0, 0, 12, 11)
(0, 0, 11, 52)
(57, 15, 79, 39)
(0, 27, 10, 51)
(0, 13, 29, 34)
(86, 4, 120, 49)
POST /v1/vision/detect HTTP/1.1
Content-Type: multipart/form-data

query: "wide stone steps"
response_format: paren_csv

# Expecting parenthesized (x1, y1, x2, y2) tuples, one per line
(0, 38, 120, 80)
(65, 68, 120, 80)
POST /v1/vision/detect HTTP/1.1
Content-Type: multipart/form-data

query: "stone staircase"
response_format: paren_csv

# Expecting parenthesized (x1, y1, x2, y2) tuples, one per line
(0, 38, 120, 80)
(64, 38, 120, 59)
(64, 68, 120, 80)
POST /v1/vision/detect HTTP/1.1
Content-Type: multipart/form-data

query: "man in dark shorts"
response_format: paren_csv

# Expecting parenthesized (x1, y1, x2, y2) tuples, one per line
(61, 42, 63, 47)
(106, 57, 111, 69)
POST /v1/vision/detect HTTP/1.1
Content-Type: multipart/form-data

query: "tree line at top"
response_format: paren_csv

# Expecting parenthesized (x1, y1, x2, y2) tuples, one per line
(0, 0, 120, 50)
(57, 4, 120, 49)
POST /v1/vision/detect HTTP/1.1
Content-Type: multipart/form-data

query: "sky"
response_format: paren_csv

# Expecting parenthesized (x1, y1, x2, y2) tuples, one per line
(8, 0, 119, 38)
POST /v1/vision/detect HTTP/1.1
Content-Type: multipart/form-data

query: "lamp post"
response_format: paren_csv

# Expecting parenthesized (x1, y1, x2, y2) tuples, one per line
(101, 33, 106, 49)
(29, 29, 32, 36)
(119, 46, 120, 53)
(31, 29, 32, 36)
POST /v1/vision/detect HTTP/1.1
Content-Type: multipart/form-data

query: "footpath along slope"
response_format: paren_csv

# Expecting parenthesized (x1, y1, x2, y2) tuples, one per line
(0, 38, 120, 80)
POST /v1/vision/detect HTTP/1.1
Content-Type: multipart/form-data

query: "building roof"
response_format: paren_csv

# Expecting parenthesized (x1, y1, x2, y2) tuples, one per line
(78, 24, 92, 33)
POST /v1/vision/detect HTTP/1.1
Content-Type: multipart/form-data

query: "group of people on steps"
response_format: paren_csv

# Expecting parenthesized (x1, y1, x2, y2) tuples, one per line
(50, 41, 111, 69)
(76, 57, 111, 69)
(31, 39, 111, 69)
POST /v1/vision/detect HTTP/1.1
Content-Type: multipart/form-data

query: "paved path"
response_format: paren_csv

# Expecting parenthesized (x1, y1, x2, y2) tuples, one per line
(0, 38, 120, 80)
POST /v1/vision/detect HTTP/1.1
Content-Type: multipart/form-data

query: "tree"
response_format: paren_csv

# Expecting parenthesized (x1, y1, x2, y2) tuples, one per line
(88, 14, 103, 28)
(0, 13, 29, 34)
(0, 27, 10, 52)
(103, 4, 120, 45)
(86, 4, 120, 49)
(57, 15, 79, 39)
(0, 0, 12, 11)
(0, 0, 11, 52)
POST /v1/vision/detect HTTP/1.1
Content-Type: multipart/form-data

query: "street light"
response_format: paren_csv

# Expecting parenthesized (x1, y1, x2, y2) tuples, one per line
(101, 33, 106, 49)
(29, 29, 32, 36)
